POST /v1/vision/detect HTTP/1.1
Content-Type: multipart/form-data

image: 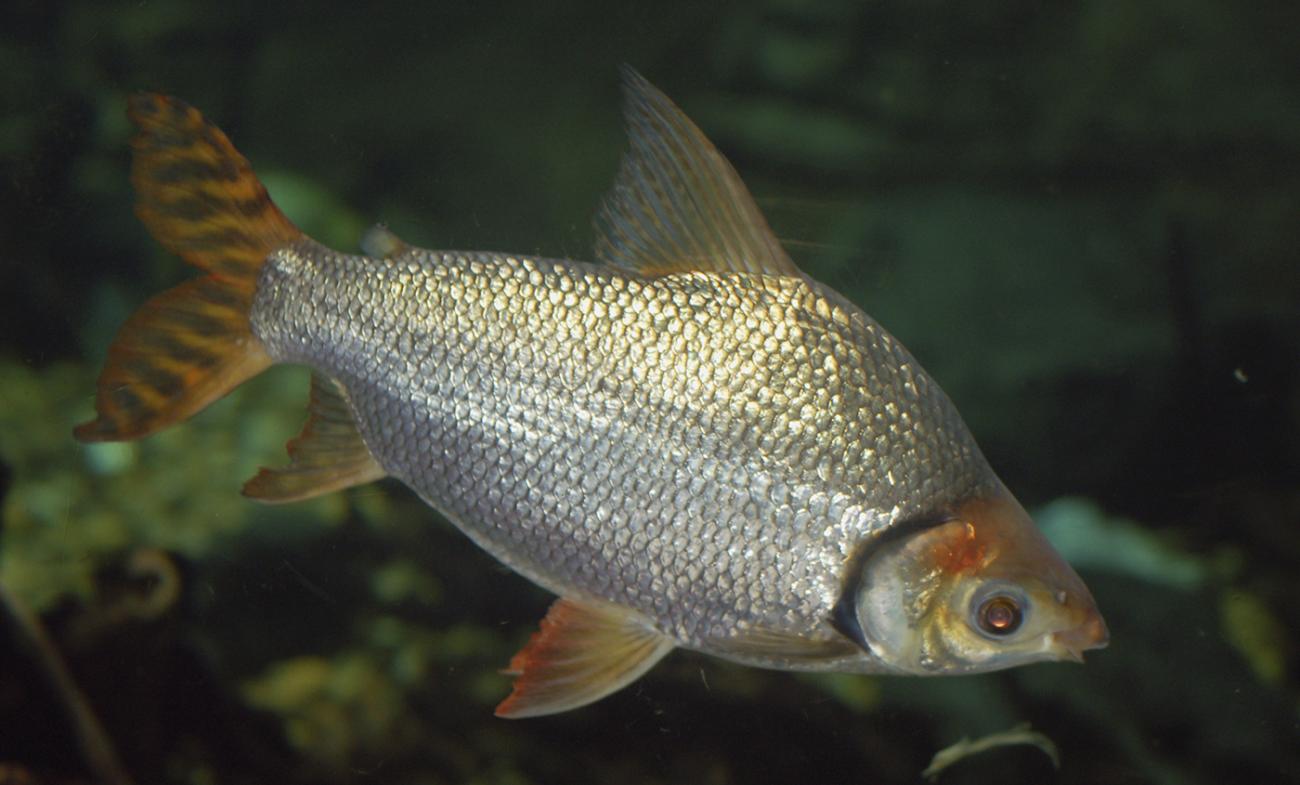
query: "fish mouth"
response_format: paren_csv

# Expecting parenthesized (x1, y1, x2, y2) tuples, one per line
(1051, 612, 1110, 663)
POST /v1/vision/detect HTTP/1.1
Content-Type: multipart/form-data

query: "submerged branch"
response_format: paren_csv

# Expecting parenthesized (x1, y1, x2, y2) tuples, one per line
(0, 580, 137, 785)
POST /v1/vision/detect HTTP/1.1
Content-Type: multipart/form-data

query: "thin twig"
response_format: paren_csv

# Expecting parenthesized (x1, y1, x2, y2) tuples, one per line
(0, 580, 137, 785)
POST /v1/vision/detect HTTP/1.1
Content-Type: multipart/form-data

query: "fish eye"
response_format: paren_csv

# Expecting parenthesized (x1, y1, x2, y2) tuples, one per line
(971, 588, 1026, 638)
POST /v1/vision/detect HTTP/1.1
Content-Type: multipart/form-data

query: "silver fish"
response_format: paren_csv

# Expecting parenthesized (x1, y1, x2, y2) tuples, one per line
(76, 68, 1107, 718)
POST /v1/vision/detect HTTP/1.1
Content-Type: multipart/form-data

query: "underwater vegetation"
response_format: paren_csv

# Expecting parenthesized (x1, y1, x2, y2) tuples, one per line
(2, 0, 1298, 783)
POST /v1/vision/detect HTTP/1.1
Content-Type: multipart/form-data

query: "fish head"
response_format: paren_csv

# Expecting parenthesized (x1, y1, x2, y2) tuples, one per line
(853, 487, 1108, 674)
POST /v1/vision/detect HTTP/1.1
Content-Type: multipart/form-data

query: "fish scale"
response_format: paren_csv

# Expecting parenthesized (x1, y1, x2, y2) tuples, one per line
(250, 240, 993, 649)
(78, 71, 1105, 717)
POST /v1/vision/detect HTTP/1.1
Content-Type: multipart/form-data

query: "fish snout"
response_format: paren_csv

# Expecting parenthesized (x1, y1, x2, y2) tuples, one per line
(1051, 611, 1109, 663)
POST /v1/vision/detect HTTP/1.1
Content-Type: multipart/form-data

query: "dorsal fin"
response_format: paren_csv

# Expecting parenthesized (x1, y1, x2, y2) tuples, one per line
(495, 597, 675, 718)
(242, 373, 386, 503)
(593, 67, 804, 279)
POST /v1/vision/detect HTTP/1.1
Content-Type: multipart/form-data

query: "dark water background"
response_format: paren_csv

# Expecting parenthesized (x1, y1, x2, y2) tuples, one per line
(2, 2, 1298, 783)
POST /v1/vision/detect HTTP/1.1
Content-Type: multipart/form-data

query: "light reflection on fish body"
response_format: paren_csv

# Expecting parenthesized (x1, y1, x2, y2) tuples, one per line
(76, 68, 1107, 718)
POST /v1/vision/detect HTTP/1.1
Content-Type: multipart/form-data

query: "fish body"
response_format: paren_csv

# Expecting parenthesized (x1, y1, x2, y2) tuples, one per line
(77, 69, 1107, 717)
(251, 241, 987, 658)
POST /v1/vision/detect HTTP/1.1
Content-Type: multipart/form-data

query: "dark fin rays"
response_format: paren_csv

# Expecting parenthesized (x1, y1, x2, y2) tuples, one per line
(75, 94, 303, 442)
(128, 93, 301, 283)
(594, 67, 804, 279)
(495, 597, 675, 718)
(74, 276, 272, 441)
(242, 373, 386, 503)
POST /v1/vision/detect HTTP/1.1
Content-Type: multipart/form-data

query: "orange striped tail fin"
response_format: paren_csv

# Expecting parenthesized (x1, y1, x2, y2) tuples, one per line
(74, 94, 302, 442)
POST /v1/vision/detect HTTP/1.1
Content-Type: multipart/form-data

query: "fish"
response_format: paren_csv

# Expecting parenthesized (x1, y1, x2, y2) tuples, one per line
(75, 68, 1108, 718)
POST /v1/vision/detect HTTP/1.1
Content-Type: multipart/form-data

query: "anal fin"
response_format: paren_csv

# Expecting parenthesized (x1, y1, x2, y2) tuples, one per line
(495, 597, 675, 718)
(242, 373, 385, 503)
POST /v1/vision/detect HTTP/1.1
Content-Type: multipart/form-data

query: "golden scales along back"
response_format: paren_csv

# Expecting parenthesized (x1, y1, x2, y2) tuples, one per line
(77, 68, 1107, 719)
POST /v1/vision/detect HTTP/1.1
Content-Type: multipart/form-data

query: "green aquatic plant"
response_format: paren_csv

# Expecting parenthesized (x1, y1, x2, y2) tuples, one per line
(1219, 591, 1288, 686)
(0, 359, 338, 610)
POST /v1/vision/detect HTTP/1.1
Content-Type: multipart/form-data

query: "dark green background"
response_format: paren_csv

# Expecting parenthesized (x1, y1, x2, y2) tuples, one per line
(2, 1, 1297, 784)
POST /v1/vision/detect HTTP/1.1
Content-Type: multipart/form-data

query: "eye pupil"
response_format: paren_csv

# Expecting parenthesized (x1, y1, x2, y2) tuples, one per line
(978, 596, 1022, 636)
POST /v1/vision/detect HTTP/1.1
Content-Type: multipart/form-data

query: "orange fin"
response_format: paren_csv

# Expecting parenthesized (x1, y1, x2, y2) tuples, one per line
(128, 93, 301, 283)
(75, 93, 303, 442)
(74, 276, 273, 441)
(495, 598, 675, 719)
(242, 373, 386, 503)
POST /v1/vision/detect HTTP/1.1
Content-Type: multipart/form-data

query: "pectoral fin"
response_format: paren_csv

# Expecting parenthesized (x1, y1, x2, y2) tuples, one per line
(495, 597, 675, 718)
(242, 373, 385, 502)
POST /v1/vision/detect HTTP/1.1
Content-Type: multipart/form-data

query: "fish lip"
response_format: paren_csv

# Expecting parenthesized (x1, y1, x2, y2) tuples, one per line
(1051, 612, 1110, 663)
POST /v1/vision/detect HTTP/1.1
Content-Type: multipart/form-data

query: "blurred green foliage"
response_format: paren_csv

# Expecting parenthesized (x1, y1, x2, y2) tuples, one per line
(0, 360, 335, 609)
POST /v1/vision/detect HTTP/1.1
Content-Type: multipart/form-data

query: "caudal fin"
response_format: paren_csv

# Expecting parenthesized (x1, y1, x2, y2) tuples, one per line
(75, 94, 302, 442)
